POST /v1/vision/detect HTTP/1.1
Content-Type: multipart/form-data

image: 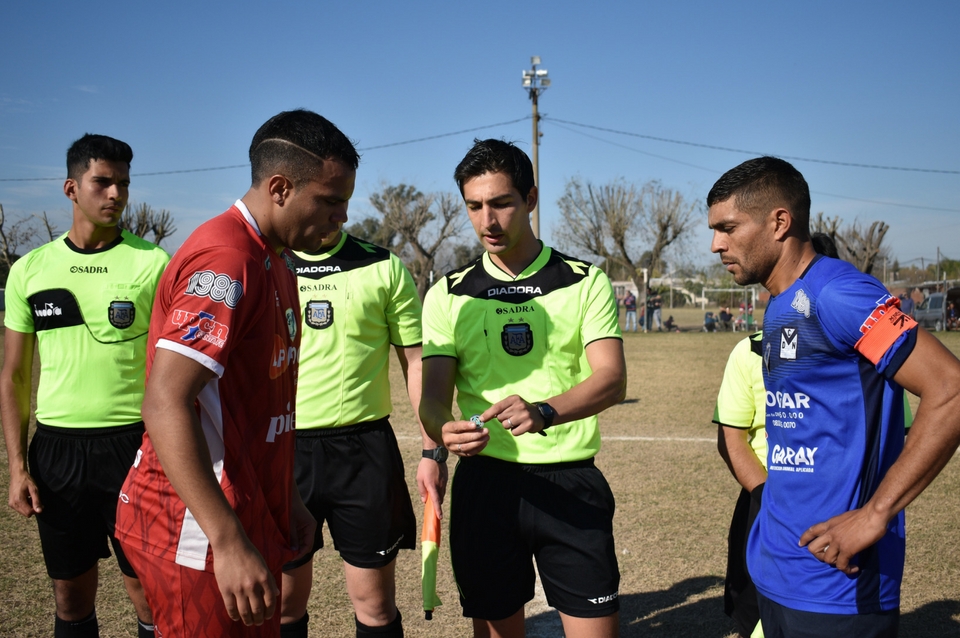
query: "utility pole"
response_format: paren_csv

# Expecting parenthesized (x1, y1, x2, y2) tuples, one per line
(522, 56, 550, 238)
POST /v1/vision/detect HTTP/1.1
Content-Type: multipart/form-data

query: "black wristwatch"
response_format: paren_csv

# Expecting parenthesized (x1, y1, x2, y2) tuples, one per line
(422, 447, 449, 463)
(534, 402, 556, 435)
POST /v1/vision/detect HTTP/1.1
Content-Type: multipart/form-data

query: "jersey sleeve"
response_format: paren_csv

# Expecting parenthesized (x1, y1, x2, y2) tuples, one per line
(154, 247, 265, 377)
(385, 255, 422, 347)
(713, 336, 760, 429)
(580, 267, 622, 345)
(422, 278, 456, 359)
(3, 257, 35, 333)
(817, 273, 917, 376)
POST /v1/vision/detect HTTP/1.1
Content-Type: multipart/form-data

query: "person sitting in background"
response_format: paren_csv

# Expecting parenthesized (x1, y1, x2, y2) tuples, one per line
(719, 307, 734, 332)
(704, 311, 718, 332)
(664, 315, 678, 332)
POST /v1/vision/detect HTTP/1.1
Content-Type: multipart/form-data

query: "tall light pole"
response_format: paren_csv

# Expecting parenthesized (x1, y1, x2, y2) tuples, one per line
(522, 56, 549, 238)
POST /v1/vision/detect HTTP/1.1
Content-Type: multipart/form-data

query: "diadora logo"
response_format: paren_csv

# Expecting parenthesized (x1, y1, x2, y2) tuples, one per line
(184, 270, 244, 308)
(33, 302, 62, 317)
(376, 535, 405, 556)
(70, 266, 108, 274)
(487, 285, 542, 297)
(588, 591, 619, 604)
(770, 444, 818, 470)
(297, 265, 342, 275)
(270, 334, 299, 379)
(791, 289, 811, 318)
(766, 391, 811, 409)
(171, 309, 230, 348)
(265, 402, 294, 443)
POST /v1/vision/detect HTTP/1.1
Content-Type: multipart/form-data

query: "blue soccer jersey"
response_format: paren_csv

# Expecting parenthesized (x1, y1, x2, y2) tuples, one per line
(748, 255, 918, 614)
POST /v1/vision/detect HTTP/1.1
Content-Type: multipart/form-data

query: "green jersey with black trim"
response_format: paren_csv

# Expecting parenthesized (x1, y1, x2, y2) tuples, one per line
(291, 233, 422, 429)
(713, 332, 768, 468)
(422, 245, 621, 464)
(3, 231, 169, 428)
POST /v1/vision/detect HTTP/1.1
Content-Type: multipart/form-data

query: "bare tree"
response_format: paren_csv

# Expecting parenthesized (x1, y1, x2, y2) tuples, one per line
(368, 184, 468, 299)
(344, 217, 397, 248)
(0, 203, 43, 284)
(837, 219, 890, 276)
(555, 177, 696, 298)
(34, 211, 60, 242)
(554, 177, 646, 294)
(120, 202, 177, 247)
(812, 212, 890, 275)
(638, 181, 697, 277)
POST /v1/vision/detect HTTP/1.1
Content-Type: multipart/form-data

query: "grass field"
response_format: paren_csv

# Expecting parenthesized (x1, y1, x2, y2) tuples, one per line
(1, 309, 958, 637)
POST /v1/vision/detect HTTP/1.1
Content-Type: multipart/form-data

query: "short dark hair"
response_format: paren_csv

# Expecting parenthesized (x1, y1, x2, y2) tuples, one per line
(454, 138, 535, 198)
(707, 156, 811, 237)
(249, 109, 359, 187)
(66, 134, 133, 180)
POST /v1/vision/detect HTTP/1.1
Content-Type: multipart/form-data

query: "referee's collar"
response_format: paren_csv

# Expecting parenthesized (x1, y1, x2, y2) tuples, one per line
(482, 243, 551, 282)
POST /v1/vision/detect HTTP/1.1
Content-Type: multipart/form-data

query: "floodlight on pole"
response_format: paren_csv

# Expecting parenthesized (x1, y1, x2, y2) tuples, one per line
(522, 56, 549, 238)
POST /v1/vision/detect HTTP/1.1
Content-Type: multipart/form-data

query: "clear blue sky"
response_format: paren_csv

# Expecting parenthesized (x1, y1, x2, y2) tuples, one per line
(2, 1, 957, 270)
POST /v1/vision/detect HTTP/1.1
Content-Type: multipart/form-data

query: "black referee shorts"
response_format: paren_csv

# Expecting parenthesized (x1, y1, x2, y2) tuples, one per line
(28, 422, 144, 580)
(284, 418, 416, 570)
(450, 455, 620, 621)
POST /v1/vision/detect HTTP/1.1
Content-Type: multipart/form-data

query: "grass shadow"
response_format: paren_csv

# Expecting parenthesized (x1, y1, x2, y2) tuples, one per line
(526, 576, 735, 638)
(899, 599, 960, 637)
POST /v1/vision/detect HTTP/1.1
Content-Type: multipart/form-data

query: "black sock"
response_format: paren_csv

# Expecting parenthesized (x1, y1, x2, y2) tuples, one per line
(138, 618, 155, 638)
(280, 611, 309, 638)
(356, 609, 403, 638)
(54, 610, 99, 638)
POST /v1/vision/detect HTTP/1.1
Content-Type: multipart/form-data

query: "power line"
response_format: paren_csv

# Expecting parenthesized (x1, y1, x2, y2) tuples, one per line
(547, 119, 960, 214)
(544, 117, 960, 175)
(358, 116, 529, 150)
(0, 117, 531, 182)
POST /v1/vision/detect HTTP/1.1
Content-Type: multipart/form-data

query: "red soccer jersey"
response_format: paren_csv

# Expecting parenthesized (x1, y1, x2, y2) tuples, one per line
(116, 202, 301, 573)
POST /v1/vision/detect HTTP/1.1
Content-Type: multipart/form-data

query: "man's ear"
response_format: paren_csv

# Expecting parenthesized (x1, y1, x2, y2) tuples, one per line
(526, 185, 539, 213)
(63, 178, 78, 203)
(267, 174, 294, 206)
(772, 208, 793, 242)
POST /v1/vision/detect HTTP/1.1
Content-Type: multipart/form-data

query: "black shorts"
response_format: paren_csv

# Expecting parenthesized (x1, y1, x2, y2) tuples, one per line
(724, 484, 763, 636)
(28, 421, 144, 580)
(284, 418, 416, 570)
(757, 591, 899, 638)
(450, 455, 620, 621)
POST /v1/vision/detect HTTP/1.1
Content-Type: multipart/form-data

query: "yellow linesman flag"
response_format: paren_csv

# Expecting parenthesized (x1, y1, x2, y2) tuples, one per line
(421, 492, 442, 619)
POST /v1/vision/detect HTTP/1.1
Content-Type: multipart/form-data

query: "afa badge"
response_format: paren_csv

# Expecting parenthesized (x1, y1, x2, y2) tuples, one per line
(780, 326, 798, 360)
(305, 300, 333, 330)
(108, 300, 135, 329)
(501, 322, 533, 356)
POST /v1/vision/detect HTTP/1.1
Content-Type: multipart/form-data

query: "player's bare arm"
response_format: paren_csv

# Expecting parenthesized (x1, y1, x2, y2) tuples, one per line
(419, 356, 490, 456)
(717, 425, 767, 492)
(143, 348, 279, 626)
(480, 337, 627, 436)
(1, 328, 42, 517)
(799, 328, 960, 574)
(397, 344, 449, 518)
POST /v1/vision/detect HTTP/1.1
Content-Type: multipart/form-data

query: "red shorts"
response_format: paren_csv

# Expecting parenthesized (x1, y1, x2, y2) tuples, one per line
(122, 542, 282, 637)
